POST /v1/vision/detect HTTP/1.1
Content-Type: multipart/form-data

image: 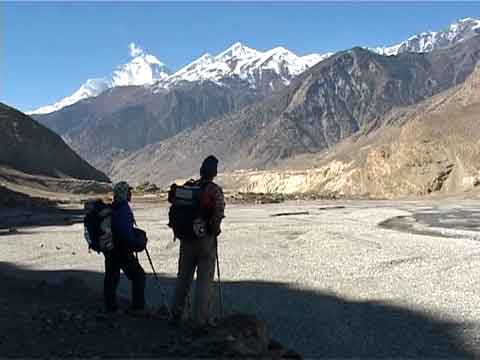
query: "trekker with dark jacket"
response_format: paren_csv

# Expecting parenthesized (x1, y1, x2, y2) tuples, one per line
(104, 181, 146, 313)
(171, 155, 226, 329)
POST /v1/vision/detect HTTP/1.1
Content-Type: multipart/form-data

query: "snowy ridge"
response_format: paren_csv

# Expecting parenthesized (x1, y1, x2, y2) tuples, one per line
(110, 52, 170, 87)
(162, 42, 331, 88)
(28, 43, 170, 115)
(28, 79, 110, 115)
(374, 17, 480, 56)
(31, 17, 480, 115)
(30, 42, 329, 114)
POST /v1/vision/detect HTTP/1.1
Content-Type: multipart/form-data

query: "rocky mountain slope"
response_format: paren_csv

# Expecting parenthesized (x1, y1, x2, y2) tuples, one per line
(111, 35, 480, 187)
(0, 103, 108, 182)
(34, 80, 263, 172)
(33, 43, 329, 171)
(219, 61, 480, 199)
(33, 18, 480, 192)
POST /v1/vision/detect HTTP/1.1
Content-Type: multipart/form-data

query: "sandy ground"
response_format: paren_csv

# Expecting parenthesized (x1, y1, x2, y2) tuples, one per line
(2, 199, 480, 357)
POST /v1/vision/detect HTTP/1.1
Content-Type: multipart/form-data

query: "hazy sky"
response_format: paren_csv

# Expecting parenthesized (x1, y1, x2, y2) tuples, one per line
(3, 2, 480, 111)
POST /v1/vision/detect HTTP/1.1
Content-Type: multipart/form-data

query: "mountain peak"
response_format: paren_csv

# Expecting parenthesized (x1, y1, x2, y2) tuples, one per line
(268, 46, 291, 54)
(447, 17, 480, 33)
(216, 42, 260, 61)
(112, 48, 170, 87)
(163, 42, 327, 89)
(458, 17, 480, 25)
(167, 53, 216, 83)
(31, 41, 329, 114)
(131, 53, 164, 66)
(128, 42, 165, 67)
(192, 53, 215, 65)
(28, 43, 171, 114)
(374, 17, 480, 56)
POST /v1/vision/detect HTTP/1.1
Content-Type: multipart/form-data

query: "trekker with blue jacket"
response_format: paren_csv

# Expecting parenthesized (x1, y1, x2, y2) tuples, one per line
(104, 181, 146, 314)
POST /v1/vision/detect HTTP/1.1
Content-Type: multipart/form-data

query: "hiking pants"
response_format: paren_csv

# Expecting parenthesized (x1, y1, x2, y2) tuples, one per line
(172, 234, 217, 326)
(104, 250, 146, 311)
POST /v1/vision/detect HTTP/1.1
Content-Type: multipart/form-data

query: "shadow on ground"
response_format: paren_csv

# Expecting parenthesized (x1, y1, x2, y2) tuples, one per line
(0, 261, 474, 358)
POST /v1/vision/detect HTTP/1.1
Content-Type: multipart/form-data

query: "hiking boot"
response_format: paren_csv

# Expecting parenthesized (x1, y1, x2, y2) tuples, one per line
(156, 304, 172, 319)
(168, 312, 183, 328)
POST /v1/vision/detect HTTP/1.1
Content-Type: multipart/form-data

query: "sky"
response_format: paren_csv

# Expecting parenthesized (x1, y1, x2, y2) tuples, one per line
(2, 1, 480, 111)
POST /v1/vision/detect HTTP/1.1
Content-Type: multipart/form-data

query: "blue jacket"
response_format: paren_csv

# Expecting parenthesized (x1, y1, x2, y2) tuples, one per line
(111, 200, 136, 251)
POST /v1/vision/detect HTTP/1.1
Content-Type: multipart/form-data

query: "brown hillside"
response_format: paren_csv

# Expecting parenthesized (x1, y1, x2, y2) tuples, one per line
(0, 103, 109, 183)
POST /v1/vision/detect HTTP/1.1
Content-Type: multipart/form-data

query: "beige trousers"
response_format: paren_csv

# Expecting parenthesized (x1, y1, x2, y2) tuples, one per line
(171, 234, 217, 326)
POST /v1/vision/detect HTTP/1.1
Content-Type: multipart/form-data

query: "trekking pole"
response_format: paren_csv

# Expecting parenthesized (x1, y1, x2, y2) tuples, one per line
(144, 247, 171, 315)
(216, 250, 224, 319)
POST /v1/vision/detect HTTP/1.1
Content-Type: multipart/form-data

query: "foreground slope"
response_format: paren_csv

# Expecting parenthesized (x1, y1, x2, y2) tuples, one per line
(0, 103, 109, 182)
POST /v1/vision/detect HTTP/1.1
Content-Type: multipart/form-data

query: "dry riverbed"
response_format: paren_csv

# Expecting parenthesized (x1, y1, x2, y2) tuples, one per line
(2, 199, 480, 357)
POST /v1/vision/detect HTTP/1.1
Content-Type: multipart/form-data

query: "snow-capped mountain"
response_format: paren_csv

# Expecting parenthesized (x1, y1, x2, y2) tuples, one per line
(29, 79, 111, 115)
(29, 43, 170, 115)
(374, 17, 480, 56)
(30, 42, 329, 114)
(163, 42, 331, 88)
(32, 17, 480, 115)
(110, 53, 170, 86)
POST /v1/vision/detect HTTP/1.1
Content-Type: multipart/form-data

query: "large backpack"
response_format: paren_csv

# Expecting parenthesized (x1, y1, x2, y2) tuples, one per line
(83, 199, 114, 253)
(168, 180, 210, 241)
(131, 227, 148, 253)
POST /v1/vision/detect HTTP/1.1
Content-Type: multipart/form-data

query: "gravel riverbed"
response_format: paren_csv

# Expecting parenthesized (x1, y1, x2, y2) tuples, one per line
(2, 199, 480, 357)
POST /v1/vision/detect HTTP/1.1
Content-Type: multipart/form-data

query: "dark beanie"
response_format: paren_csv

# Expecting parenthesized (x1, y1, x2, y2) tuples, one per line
(200, 155, 219, 178)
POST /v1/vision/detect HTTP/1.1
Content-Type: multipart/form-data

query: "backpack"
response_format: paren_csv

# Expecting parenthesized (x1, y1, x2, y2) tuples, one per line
(167, 180, 210, 241)
(131, 227, 148, 252)
(83, 199, 114, 253)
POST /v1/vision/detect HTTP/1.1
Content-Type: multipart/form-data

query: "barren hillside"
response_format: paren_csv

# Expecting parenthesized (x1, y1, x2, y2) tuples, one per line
(0, 103, 109, 183)
(220, 65, 480, 199)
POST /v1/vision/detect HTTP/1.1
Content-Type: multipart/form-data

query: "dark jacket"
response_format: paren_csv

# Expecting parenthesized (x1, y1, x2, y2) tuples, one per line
(111, 200, 136, 252)
(198, 179, 225, 236)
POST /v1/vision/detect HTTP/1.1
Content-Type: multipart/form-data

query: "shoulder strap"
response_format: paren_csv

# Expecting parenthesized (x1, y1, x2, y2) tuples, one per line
(200, 180, 212, 190)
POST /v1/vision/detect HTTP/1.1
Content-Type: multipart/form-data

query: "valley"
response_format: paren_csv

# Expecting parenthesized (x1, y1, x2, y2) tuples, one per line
(26, 18, 480, 201)
(3, 8, 480, 358)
